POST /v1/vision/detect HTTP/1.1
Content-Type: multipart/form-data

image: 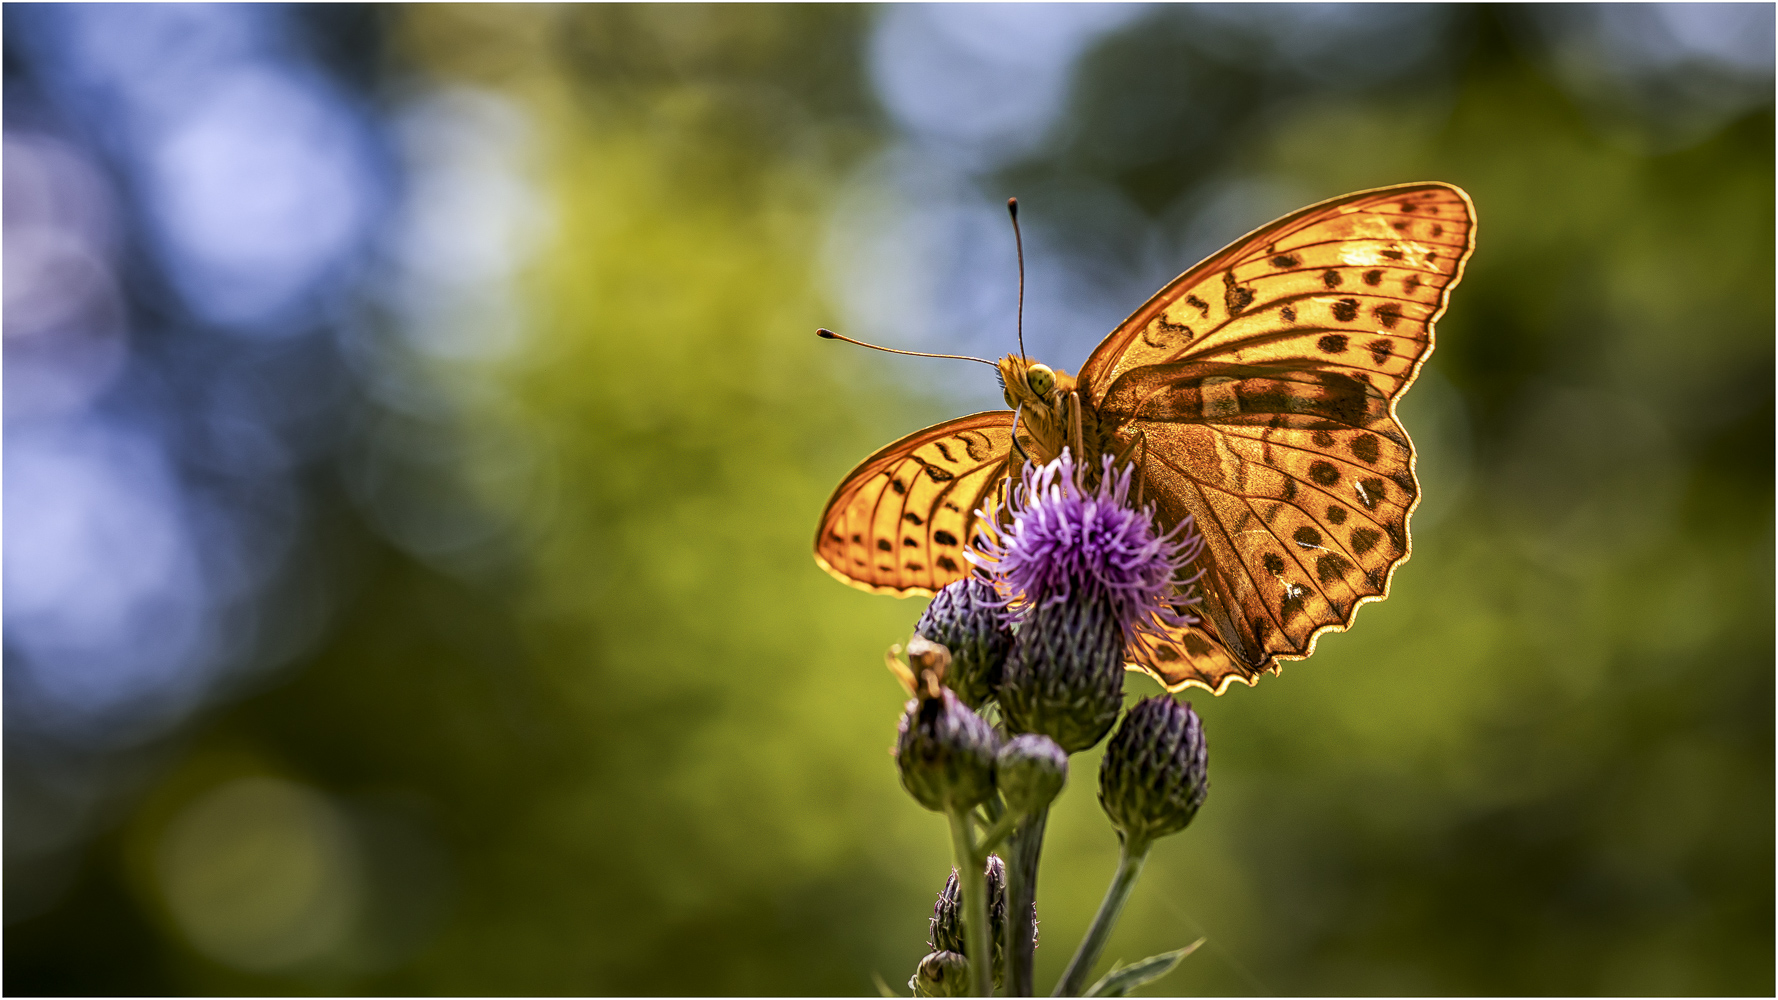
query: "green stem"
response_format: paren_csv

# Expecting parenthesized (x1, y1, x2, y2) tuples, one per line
(947, 806, 994, 998)
(1004, 806, 1048, 997)
(978, 810, 1021, 855)
(1052, 836, 1152, 997)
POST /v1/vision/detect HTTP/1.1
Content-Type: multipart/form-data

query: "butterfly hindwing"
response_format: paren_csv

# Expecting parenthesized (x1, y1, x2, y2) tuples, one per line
(1082, 183, 1476, 693)
(814, 411, 1014, 596)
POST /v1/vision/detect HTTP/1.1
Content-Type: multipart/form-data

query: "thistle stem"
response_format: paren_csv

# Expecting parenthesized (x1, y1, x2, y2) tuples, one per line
(1052, 836, 1152, 997)
(947, 806, 994, 998)
(1005, 806, 1049, 996)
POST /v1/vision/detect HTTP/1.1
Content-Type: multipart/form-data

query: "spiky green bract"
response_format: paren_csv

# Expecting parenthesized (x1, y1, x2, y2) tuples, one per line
(915, 578, 1013, 709)
(895, 687, 1000, 812)
(996, 733, 1068, 818)
(998, 593, 1125, 754)
(1099, 696, 1209, 846)
(930, 855, 1009, 987)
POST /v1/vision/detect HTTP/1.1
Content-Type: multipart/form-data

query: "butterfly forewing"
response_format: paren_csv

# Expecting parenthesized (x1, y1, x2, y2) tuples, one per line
(814, 412, 1014, 596)
(1082, 183, 1476, 693)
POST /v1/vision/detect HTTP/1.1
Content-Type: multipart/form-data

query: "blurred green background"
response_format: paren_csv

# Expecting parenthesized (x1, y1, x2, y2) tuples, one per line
(5, 4, 1771, 995)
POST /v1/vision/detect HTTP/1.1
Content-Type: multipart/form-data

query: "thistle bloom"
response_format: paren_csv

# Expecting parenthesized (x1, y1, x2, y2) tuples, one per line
(970, 449, 1204, 642)
(970, 451, 1204, 752)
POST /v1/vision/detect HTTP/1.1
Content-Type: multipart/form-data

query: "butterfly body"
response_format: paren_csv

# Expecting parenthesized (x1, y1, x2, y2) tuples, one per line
(817, 182, 1476, 694)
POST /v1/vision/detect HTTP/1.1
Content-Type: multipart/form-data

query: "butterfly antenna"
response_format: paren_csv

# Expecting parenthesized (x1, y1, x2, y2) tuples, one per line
(815, 328, 997, 368)
(1008, 197, 1027, 363)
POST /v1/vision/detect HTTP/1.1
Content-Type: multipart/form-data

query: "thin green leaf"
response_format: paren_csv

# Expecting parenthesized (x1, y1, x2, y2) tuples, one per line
(871, 970, 903, 998)
(1083, 938, 1205, 998)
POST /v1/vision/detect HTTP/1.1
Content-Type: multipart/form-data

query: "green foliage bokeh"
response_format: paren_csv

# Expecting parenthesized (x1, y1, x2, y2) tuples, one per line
(10, 6, 1771, 996)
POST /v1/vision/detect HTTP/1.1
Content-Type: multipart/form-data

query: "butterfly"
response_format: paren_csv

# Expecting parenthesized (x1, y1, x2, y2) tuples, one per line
(815, 182, 1476, 694)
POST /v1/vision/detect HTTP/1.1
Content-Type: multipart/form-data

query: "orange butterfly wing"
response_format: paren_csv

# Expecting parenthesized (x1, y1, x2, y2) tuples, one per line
(1079, 182, 1477, 694)
(814, 412, 1014, 596)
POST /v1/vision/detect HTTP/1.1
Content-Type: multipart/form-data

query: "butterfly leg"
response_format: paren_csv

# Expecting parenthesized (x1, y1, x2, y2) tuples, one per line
(1009, 406, 1033, 464)
(1065, 391, 1084, 462)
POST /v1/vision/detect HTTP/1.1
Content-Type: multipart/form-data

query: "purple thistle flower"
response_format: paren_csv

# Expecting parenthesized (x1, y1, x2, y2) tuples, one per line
(968, 450, 1205, 646)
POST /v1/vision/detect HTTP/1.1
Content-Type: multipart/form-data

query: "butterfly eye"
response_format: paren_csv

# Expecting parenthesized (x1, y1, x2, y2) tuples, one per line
(1026, 364, 1056, 396)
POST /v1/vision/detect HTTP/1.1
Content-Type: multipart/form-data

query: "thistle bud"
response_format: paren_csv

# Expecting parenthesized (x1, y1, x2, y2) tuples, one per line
(929, 855, 1009, 986)
(915, 578, 1013, 709)
(996, 733, 1068, 817)
(997, 593, 1125, 753)
(912, 950, 970, 997)
(1099, 696, 1209, 846)
(895, 687, 1000, 812)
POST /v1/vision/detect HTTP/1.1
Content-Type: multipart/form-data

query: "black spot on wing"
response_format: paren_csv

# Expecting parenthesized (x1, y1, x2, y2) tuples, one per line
(1322, 269, 1342, 288)
(1368, 339, 1393, 365)
(1309, 461, 1340, 487)
(1332, 298, 1359, 322)
(1262, 552, 1286, 575)
(1292, 526, 1322, 548)
(1224, 270, 1255, 315)
(1363, 269, 1383, 286)
(1351, 527, 1380, 555)
(1318, 334, 1348, 354)
(1350, 434, 1380, 464)
(911, 457, 955, 482)
(934, 530, 959, 547)
(1356, 477, 1386, 510)
(1326, 506, 1348, 525)
(876, 539, 892, 552)
(1281, 588, 1306, 622)
(1316, 553, 1351, 584)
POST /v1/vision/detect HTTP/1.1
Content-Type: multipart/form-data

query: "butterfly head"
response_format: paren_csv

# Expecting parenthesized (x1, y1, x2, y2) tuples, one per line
(997, 354, 1074, 411)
